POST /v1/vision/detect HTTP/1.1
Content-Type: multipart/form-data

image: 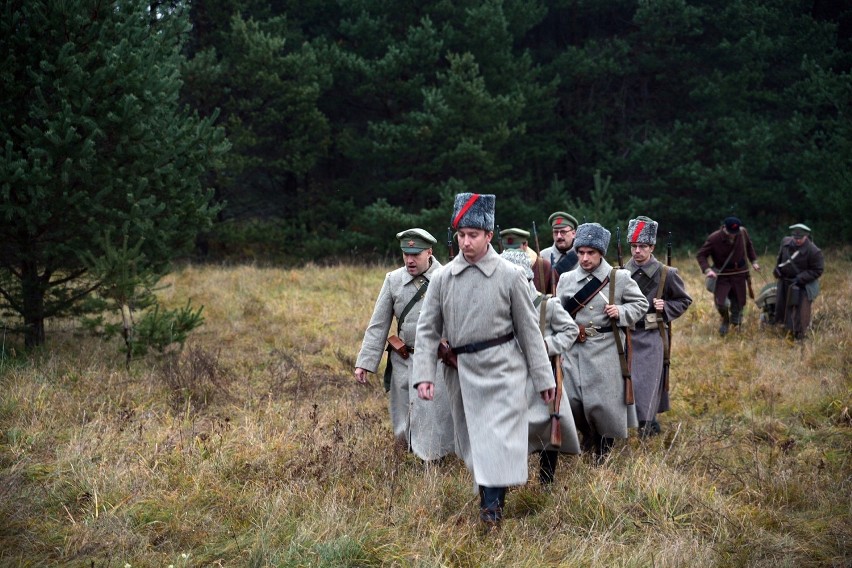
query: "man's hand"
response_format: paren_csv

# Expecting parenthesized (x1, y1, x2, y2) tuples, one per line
(354, 367, 369, 385)
(417, 382, 435, 400)
(705, 269, 717, 279)
(653, 298, 665, 311)
(752, 262, 760, 271)
(604, 304, 619, 319)
(540, 387, 556, 404)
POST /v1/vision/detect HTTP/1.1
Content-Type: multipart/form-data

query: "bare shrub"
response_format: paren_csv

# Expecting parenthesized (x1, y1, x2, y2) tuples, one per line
(157, 346, 233, 412)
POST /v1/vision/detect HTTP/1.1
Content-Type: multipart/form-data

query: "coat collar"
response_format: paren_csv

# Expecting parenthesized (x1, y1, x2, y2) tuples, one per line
(404, 257, 442, 286)
(574, 257, 613, 282)
(626, 255, 660, 277)
(450, 244, 500, 277)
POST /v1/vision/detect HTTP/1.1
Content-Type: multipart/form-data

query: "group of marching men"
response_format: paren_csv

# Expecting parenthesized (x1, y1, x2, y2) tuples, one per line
(354, 193, 692, 529)
(354, 192, 697, 530)
(353, 192, 825, 530)
(354, 193, 692, 528)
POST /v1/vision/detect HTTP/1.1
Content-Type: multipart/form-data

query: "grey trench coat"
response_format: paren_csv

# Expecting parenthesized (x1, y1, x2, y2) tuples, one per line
(557, 258, 648, 439)
(355, 259, 455, 460)
(414, 246, 554, 487)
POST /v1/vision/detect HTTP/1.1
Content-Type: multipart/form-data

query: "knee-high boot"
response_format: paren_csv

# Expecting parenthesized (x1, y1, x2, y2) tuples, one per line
(730, 303, 743, 327)
(716, 304, 730, 336)
(539, 450, 559, 484)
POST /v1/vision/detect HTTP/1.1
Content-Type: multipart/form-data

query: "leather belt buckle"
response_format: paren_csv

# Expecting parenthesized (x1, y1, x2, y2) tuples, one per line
(585, 327, 601, 338)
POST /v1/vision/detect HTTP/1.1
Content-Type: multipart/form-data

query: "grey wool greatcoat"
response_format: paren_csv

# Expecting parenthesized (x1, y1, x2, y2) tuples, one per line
(413, 245, 555, 488)
(355, 259, 455, 460)
(557, 258, 648, 439)
(624, 256, 692, 422)
(527, 294, 582, 455)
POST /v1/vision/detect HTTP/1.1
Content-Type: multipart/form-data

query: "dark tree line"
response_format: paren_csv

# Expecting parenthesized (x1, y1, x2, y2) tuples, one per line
(2, 0, 850, 346)
(181, 0, 852, 260)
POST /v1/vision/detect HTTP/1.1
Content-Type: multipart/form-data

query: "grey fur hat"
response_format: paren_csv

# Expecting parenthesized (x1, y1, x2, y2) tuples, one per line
(501, 249, 533, 280)
(626, 216, 658, 245)
(574, 222, 611, 255)
(451, 193, 495, 231)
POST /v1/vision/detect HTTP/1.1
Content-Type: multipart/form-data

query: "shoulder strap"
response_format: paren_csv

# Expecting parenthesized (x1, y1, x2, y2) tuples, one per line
(564, 276, 609, 317)
(538, 294, 550, 335)
(608, 269, 630, 379)
(656, 265, 669, 300)
(398, 279, 428, 329)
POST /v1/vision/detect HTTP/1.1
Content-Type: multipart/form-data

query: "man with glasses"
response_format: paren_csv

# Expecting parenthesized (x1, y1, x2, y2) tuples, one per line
(772, 223, 824, 340)
(540, 211, 579, 290)
(624, 217, 692, 437)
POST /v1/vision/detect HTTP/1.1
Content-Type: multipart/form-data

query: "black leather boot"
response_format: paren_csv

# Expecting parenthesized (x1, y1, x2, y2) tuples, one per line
(730, 303, 743, 327)
(479, 486, 505, 532)
(716, 304, 730, 336)
(539, 450, 558, 485)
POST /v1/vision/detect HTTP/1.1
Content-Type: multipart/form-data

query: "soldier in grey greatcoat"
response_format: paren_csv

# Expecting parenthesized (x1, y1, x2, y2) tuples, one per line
(354, 229, 454, 461)
(414, 194, 555, 530)
(501, 248, 582, 484)
(624, 217, 692, 437)
(540, 211, 579, 287)
(557, 223, 648, 461)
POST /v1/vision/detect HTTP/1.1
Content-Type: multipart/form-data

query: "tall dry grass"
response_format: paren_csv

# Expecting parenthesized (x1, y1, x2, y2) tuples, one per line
(0, 252, 849, 567)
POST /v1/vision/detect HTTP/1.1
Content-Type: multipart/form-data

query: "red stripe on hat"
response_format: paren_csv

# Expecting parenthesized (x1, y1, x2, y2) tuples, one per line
(630, 220, 646, 243)
(452, 193, 481, 229)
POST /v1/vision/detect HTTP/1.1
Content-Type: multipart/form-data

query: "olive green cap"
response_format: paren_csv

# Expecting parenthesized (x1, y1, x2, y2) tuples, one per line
(499, 227, 529, 249)
(548, 211, 578, 230)
(397, 228, 437, 253)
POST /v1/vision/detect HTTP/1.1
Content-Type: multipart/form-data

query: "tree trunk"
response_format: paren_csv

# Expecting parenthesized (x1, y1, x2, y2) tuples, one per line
(21, 262, 46, 348)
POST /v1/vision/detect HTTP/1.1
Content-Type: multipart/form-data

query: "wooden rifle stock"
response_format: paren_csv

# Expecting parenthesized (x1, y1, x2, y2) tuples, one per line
(616, 225, 624, 268)
(532, 221, 548, 294)
(549, 355, 563, 448)
(663, 232, 673, 393)
(624, 376, 635, 405)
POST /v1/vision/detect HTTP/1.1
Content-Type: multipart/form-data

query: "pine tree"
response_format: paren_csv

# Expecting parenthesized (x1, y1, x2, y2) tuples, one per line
(0, 0, 228, 347)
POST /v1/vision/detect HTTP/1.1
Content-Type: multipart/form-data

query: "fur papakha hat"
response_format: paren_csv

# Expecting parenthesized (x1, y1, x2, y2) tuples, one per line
(452, 193, 495, 231)
(574, 222, 611, 255)
(626, 216, 658, 245)
(501, 249, 533, 280)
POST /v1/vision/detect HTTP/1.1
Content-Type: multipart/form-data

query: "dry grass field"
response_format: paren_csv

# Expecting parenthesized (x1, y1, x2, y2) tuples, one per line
(1, 249, 850, 567)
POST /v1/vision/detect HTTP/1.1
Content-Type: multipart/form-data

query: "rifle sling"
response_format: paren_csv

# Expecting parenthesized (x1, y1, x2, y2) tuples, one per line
(563, 275, 609, 317)
(608, 269, 630, 380)
(656, 265, 670, 363)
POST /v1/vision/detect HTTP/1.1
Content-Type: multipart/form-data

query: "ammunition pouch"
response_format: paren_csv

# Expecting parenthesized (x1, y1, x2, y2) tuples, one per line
(436, 339, 457, 369)
(387, 335, 409, 359)
(576, 325, 587, 343)
(787, 285, 801, 307)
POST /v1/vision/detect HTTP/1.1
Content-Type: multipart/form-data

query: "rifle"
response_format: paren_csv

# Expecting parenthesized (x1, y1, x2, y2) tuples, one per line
(447, 226, 455, 261)
(660, 232, 673, 394)
(495, 224, 504, 253)
(615, 225, 624, 269)
(549, 355, 563, 448)
(531, 221, 547, 294)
